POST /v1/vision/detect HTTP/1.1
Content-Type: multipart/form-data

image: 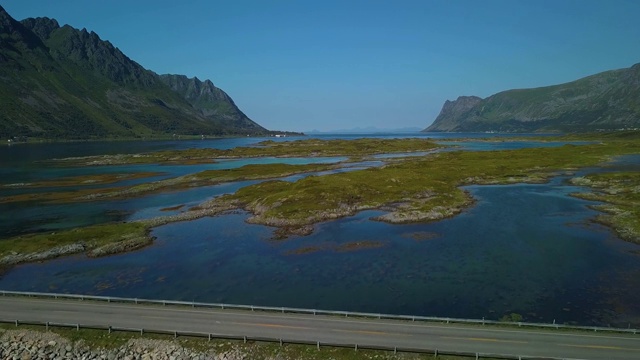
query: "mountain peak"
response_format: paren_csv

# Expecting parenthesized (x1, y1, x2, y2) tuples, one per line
(159, 73, 264, 131)
(0, 7, 49, 53)
(0, 4, 9, 18)
(20, 17, 60, 40)
(0, 6, 268, 139)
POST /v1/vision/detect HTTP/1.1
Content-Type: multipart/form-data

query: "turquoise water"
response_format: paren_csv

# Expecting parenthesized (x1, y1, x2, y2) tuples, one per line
(1, 133, 639, 326)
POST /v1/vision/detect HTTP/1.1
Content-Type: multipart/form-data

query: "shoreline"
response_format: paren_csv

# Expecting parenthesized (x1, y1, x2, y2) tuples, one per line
(0, 169, 623, 269)
(4, 132, 306, 146)
(2, 137, 639, 269)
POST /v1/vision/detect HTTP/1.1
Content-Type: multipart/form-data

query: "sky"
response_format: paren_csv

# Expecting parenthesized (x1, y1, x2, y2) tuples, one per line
(3, 0, 640, 132)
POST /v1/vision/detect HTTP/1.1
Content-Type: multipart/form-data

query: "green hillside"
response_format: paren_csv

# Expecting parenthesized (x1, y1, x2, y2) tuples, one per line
(0, 6, 267, 140)
(426, 63, 640, 132)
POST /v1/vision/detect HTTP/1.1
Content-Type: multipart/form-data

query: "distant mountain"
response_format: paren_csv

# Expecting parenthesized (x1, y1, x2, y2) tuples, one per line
(0, 5, 267, 140)
(308, 126, 423, 134)
(425, 63, 640, 132)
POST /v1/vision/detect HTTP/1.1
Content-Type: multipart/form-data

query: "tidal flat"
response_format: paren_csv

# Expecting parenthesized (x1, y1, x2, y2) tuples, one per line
(2, 134, 640, 266)
(48, 138, 443, 166)
(1, 133, 640, 326)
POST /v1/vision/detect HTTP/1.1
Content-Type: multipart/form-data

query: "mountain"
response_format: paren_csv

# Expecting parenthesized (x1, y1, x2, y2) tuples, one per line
(159, 74, 263, 133)
(425, 63, 640, 132)
(0, 6, 267, 140)
(307, 126, 423, 134)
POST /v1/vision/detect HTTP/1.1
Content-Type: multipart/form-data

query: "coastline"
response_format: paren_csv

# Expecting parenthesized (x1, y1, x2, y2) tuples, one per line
(2, 136, 640, 269)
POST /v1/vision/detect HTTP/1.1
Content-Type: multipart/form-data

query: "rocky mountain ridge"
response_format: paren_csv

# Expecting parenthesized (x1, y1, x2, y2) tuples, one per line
(0, 6, 266, 140)
(425, 63, 640, 132)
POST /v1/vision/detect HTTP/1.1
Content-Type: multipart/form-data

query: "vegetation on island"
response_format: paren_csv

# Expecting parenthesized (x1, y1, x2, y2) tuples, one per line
(0, 222, 151, 266)
(48, 138, 443, 166)
(222, 141, 638, 233)
(0, 163, 339, 204)
(2, 132, 640, 267)
(1, 172, 163, 189)
(570, 171, 640, 244)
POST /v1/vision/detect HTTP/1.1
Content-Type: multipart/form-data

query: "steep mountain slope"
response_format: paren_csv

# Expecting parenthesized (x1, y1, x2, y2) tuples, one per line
(0, 6, 266, 140)
(160, 74, 264, 133)
(425, 63, 640, 132)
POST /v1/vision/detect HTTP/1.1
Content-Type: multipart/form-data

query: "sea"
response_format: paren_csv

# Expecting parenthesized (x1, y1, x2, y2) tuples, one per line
(1, 132, 639, 327)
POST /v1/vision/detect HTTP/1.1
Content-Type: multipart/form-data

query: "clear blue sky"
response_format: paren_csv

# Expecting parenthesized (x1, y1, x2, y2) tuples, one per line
(4, 0, 640, 131)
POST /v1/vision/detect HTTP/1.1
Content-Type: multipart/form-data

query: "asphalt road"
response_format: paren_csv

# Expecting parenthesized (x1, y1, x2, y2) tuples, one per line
(1, 297, 639, 359)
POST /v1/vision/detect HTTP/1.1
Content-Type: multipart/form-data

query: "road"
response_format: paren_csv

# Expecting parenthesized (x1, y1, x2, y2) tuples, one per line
(1, 297, 639, 359)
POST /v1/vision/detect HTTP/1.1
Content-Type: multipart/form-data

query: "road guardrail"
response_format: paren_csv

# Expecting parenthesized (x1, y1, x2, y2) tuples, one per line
(1, 289, 637, 336)
(1, 318, 586, 360)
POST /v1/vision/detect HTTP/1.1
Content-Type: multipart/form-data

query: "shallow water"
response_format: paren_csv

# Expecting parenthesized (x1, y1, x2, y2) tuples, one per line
(0, 156, 347, 236)
(1, 133, 638, 326)
(437, 140, 591, 151)
(1, 175, 639, 326)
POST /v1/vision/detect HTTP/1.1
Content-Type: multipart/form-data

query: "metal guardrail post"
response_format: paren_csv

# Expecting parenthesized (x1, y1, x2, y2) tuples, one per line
(0, 318, 625, 360)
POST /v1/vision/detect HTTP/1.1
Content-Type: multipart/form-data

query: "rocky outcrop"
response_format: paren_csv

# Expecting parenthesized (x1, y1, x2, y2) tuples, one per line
(425, 96, 482, 132)
(87, 236, 152, 258)
(0, 329, 250, 360)
(0, 243, 85, 266)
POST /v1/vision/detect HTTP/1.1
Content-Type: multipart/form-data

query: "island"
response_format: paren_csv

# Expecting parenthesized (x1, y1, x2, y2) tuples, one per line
(1, 133, 639, 268)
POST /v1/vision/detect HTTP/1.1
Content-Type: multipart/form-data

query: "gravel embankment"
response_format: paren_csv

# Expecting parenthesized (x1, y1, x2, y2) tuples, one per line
(0, 329, 248, 360)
